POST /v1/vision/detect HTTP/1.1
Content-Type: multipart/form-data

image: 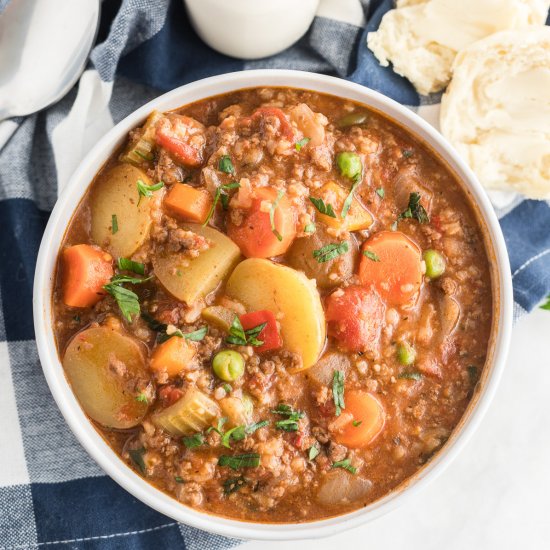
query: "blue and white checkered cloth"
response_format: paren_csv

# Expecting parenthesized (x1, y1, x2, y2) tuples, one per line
(0, 0, 548, 548)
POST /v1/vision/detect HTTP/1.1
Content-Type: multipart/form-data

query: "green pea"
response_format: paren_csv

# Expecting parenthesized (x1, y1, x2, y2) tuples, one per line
(423, 249, 446, 279)
(336, 152, 362, 181)
(212, 350, 245, 381)
(397, 342, 416, 366)
(337, 111, 368, 128)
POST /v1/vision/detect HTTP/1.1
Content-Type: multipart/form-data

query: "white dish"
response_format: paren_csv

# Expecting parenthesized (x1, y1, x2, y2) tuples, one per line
(183, 0, 320, 59)
(33, 70, 513, 541)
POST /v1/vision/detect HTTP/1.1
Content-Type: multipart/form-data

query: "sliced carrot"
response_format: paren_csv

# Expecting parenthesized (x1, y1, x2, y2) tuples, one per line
(334, 391, 385, 448)
(227, 187, 297, 258)
(314, 181, 373, 231)
(164, 183, 212, 223)
(62, 244, 113, 308)
(149, 336, 196, 377)
(358, 231, 422, 305)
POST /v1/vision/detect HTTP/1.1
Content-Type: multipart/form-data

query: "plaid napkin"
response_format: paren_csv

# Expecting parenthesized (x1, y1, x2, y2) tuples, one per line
(0, 0, 548, 548)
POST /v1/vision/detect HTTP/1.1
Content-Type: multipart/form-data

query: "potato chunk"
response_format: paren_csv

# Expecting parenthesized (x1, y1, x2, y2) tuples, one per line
(153, 224, 241, 304)
(91, 164, 155, 257)
(226, 258, 326, 372)
(63, 326, 149, 429)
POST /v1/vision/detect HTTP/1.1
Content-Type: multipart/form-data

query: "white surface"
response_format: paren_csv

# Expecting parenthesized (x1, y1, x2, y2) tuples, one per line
(242, 308, 550, 549)
(184, 0, 320, 59)
(34, 70, 513, 541)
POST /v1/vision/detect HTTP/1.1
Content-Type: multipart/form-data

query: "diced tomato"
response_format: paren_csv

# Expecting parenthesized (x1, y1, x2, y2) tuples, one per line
(293, 433, 304, 449)
(243, 107, 295, 142)
(156, 130, 202, 167)
(325, 285, 386, 354)
(155, 114, 205, 167)
(239, 310, 282, 353)
(158, 385, 183, 407)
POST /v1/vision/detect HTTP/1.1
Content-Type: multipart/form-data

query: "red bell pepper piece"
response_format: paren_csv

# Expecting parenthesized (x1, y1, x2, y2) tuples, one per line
(239, 310, 282, 353)
(156, 128, 202, 167)
(241, 107, 295, 142)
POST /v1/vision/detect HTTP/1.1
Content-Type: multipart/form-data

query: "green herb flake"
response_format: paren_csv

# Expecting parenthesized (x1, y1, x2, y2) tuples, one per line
(332, 370, 345, 417)
(117, 257, 145, 275)
(182, 326, 208, 341)
(222, 426, 247, 449)
(223, 476, 247, 495)
(313, 241, 349, 263)
(226, 316, 265, 347)
(341, 178, 361, 219)
(309, 196, 337, 218)
(363, 250, 380, 262)
(269, 190, 285, 242)
(331, 458, 357, 474)
(111, 214, 118, 234)
(182, 433, 204, 449)
(218, 155, 235, 175)
(272, 403, 304, 432)
(275, 419, 300, 432)
(137, 179, 164, 205)
(376, 187, 385, 199)
(398, 371, 423, 381)
(394, 192, 430, 228)
(295, 137, 310, 151)
(223, 384, 232, 394)
(352, 420, 362, 427)
(174, 476, 184, 483)
(308, 445, 320, 461)
(246, 420, 269, 434)
(218, 453, 261, 470)
(540, 295, 550, 311)
(135, 392, 148, 404)
(304, 223, 316, 234)
(129, 448, 147, 475)
(402, 149, 413, 158)
(207, 417, 228, 436)
(203, 182, 240, 226)
(103, 283, 140, 322)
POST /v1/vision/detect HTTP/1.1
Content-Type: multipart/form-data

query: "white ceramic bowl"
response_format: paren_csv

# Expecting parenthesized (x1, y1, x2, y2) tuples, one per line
(183, 0, 320, 59)
(33, 70, 513, 541)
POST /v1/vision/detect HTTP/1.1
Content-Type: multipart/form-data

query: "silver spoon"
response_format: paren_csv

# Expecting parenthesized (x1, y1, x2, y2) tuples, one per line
(0, 0, 100, 147)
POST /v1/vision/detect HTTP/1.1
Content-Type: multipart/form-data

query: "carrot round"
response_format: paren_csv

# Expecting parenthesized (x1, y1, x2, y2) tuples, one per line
(334, 391, 385, 448)
(359, 231, 422, 305)
(62, 244, 113, 308)
(149, 336, 196, 377)
(227, 187, 297, 258)
(164, 183, 212, 224)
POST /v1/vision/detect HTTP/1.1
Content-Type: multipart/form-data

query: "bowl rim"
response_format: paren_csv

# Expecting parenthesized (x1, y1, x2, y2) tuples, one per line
(33, 69, 513, 541)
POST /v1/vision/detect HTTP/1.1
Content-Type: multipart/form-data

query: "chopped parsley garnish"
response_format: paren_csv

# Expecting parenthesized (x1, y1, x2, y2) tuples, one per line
(362, 250, 380, 262)
(207, 417, 228, 436)
(136, 179, 164, 205)
(223, 476, 247, 495)
(352, 420, 362, 427)
(392, 192, 429, 230)
(332, 370, 345, 416)
(402, 149, 413, 158)
(182, 433, 205, 449)
(226, 316, 265, 347)
(272, 403, 304, 432)
(129, 448, 146, 475)
(376, 187, 385, 199)
(135, 392, 148, 403)
(269, 190, 285, 242)
(331, 458, 357, 474)
(103, 283, 140, 322)
(304, 223, 316, 234)
(157, 325, 208, 344)
(541, 295, 550, 311)
(221, 420, 269, 449)
(174, 476, 184, 483)
(218, 155, 235, 175)
(111, 214, 118, 234)
(310, 196, 337, 218)
(117, 257, 145, 275)
(467, 365, 478, 384)
(308, 445, 320, 461)
(223, 383, 232, 394)
(313, 241, 349, 263)
(295, 137, 310, 151)
(341, 178, 360, 219)
(203, 182, 241, 226)
(398, 371, 423, 381)
(218, 453, 260, 470)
